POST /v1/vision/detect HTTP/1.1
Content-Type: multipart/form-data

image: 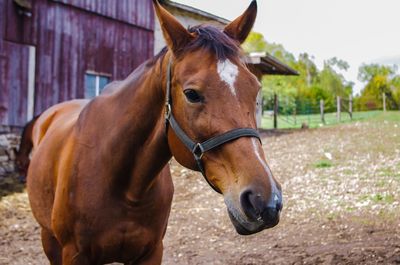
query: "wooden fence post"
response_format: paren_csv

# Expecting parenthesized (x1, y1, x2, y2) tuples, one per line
(337, 96, 341, 122)
(262, 96, 265, 116)
(255, 91, 263, 128)
(383, 93, 386, 112)
(273, 94, 278, 129)
(349, 95, 353, 119)
(320, 99, 325, 124)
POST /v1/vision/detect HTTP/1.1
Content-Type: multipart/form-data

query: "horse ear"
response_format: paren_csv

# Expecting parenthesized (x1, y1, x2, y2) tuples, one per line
(153, 0, 194, 55)
(224, 0, 257, 44)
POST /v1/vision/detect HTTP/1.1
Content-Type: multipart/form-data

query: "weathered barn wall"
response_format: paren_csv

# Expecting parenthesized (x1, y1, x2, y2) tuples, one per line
(32, 0, 154, 114)
(0, 41, 29, 126)
(51, 0, 154, 30)
(0, 0, 5, 40)
(1, 0, 155, 126)
(3, 0, 35, 45)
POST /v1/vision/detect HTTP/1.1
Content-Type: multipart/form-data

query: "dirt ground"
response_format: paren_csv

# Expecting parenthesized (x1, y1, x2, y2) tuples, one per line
(1, 117, 400, 264)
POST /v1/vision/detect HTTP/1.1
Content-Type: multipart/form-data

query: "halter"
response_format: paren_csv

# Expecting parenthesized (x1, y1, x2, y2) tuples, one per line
(164, 58, 261, 194)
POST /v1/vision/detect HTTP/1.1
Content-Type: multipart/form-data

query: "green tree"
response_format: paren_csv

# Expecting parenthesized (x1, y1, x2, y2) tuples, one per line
(319, 58, 352, 98)
(326, 57, 349, 72)
(358, 64, 397, 82)
(242, 32, 267, 53)
(296, 53, 318, 87)
(242, 31, 352, 114)
(243, 32, 295, 65)
(356, 64, 399, 110)
(391, 76, 400, 110)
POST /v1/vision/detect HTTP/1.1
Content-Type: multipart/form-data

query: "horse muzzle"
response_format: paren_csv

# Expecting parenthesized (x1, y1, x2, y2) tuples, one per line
(225, 189, 283, 235)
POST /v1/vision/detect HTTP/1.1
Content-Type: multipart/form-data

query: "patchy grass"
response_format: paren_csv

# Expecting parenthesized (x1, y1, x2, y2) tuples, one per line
(270, 115, 400, 225)
(261, 110, 400, 129)
(359, 193, 395, 204)
(371, 194, 395, 204)
(370, 111, 400, 122)
(314, 159, 333, 168)
(378, 167, 400, 179)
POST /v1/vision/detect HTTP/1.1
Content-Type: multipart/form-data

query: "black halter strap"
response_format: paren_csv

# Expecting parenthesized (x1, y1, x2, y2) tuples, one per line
(164, 58, 261, 194)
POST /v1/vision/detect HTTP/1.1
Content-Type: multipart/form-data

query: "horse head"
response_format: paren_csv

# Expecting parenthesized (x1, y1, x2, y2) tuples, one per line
(154, 0, 283, 235)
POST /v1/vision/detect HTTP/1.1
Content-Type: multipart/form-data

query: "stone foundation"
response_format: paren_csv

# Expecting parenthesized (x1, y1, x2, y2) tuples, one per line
(0, 126, 21, 178)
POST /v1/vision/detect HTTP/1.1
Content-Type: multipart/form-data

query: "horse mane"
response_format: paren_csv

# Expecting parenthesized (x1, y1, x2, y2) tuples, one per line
(150, 25, 242, 66)
(185, 25, 241, 60)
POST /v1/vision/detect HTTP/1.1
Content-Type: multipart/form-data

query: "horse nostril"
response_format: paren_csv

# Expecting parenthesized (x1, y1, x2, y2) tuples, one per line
(240, 188, 283, 225)
(239, 190, 263, 220)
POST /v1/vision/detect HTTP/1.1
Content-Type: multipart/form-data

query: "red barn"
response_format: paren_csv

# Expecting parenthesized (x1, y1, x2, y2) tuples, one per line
(0, 0, 154, 128)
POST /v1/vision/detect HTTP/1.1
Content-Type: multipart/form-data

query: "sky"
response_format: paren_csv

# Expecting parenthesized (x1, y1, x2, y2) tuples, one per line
(174, 0, 400, 94)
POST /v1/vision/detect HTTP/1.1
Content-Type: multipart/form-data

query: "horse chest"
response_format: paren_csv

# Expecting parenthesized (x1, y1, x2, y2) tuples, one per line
(93, 221, 159, 263)
(70, 181, 173, 263)
(73, 203, 170, 264)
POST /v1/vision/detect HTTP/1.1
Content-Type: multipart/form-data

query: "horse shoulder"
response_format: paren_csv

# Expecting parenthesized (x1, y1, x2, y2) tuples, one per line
(32, 100, 89, 149)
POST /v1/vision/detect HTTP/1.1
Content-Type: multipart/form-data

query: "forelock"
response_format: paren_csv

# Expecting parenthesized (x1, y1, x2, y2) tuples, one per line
(183, 25, 241, 60)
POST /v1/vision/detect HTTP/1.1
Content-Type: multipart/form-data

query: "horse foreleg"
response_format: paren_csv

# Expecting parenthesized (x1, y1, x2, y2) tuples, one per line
(41, 228, 62, 265)
(128, 242, 163, 265)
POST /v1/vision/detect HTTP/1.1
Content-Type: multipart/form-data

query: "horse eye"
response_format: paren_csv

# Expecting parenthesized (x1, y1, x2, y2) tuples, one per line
(184, 89, 202, 103)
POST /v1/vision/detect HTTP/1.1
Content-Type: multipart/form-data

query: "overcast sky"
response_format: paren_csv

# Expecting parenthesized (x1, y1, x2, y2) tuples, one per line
(174, 0, 400, 94)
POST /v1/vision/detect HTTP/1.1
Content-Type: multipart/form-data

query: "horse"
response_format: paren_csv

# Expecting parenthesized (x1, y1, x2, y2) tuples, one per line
(26, 1, 283, 264)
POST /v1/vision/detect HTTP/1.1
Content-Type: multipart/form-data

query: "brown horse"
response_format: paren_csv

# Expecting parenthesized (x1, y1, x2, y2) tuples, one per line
(26, 1, 282, 264)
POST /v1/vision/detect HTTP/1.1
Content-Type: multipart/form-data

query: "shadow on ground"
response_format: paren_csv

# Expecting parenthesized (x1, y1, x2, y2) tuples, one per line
(0, 173, 25, 199)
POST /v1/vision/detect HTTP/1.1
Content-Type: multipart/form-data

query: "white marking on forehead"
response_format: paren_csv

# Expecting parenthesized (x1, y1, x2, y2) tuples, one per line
(251, 138, 279, 198)
(217, 59, 239, 96)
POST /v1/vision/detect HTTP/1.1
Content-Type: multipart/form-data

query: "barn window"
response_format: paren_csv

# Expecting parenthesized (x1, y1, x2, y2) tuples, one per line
(84, 72, 110, 98)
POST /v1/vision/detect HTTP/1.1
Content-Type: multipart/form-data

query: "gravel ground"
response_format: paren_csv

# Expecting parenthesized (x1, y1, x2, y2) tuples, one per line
(1, 117, 399, 264)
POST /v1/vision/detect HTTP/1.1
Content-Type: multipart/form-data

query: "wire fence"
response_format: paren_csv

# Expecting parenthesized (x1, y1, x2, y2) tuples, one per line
(261, 95, 385, 129)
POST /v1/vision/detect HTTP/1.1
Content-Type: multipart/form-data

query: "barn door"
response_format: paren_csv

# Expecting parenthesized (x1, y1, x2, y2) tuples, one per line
(0, 41, 35, 127)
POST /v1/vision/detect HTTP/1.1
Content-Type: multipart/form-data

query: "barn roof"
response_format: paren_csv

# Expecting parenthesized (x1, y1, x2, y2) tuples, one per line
(160, 0, 229, 25)
(247, 52, 299, 76)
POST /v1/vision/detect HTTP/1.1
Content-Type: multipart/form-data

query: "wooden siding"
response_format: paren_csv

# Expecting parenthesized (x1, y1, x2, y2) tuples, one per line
(51, 0, 154, 30)
(1, 0, 155, 125)
(0, 0, 4, 40)
(4, 0, 36, 45)
(0, 41, 29, 126)
(33, 0, 154, 114)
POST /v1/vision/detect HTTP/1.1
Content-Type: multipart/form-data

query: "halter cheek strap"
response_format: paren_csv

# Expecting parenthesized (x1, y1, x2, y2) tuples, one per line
(164, 58, 261, 194)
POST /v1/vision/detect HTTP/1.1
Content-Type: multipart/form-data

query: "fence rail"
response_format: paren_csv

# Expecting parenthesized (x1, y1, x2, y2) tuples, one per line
(261, 94, 389, 129)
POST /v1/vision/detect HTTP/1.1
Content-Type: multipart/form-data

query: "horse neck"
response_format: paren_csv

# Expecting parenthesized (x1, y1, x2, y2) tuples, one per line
(78, 54, 172, 201)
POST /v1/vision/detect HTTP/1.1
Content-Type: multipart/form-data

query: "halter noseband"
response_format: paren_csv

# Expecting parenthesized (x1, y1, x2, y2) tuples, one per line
(164, 58, 261, 194)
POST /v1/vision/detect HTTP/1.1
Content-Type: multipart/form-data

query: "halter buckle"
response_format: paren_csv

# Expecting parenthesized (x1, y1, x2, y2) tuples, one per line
(192, 143, 204, 160)
(165, 103, 171, 120)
